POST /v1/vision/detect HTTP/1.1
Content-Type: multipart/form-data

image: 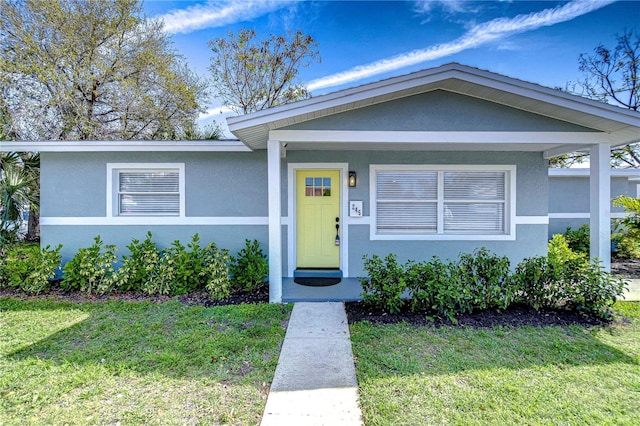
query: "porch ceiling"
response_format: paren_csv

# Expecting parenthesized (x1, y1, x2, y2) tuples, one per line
(228, 63, 640, 154)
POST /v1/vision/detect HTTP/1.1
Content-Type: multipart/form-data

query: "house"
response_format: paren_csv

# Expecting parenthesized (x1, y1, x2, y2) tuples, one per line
(2, 63, 639, 302)
(549, 168, 640, 238)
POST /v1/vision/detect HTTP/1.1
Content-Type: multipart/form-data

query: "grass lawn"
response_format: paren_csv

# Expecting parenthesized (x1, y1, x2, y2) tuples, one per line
(351, 302, 640, 425)
(0, 298, 291, 425)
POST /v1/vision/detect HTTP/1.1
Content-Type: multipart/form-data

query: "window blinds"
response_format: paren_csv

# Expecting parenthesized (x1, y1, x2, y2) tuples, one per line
(118, 171, 180, 215)
(376, 169, 506, 235)
(376, 171, 438, 233)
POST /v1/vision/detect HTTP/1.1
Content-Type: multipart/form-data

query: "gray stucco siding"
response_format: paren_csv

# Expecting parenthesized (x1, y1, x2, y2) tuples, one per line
(185, 151, 267, 217)
(548, 174, 638, 239)
(548, 218, 588, 238)
(284, 150, 548, 217)
(42, 225, 268, 266)
(549, 175, 636, 214)
(41, 152, 107, 217)
(283, 150, 547, 277)
(42, 151, 268, 218)
(42, 148, 548, 278)
(347, 224, 547, 277)
(283, 90, 597, 133)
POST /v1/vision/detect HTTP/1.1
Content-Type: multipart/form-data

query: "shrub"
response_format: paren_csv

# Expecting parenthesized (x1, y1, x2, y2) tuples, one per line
(161, 236, 202, 295)
(360, 253, 405, 314)
(512, 256, 626, 318)
(62, 236, 117, 294)
(511, 256, 561, 310)
(612, 196, 640, 259)
(202, 242, 232, 300)
(563, 224, 590, 256)
(143, 253, 176, 296)
(114, 231, 161, 292)
(558, 258, 627, 319)
(548, 234, 585, 269)
(614, 229, 640, 259)
(231, 239, 268, 292)
(406, 257, 472, 322)
(456, 248, 512, 310)
(0, 244, 62, 294)
(613, 196, 640, 230)
(151, 234, 232, 298)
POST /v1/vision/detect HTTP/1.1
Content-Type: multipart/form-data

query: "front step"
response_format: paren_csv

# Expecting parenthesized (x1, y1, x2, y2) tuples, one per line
(294, 269, 343, 279)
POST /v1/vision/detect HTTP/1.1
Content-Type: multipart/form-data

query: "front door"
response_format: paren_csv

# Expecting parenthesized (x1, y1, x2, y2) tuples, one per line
(296, 170, 340, 268)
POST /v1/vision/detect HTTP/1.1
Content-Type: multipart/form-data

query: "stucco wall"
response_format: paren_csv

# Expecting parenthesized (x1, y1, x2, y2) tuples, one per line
(40, 151, 269, 263)
(548, 173, 638, 237)
(43, 225, 268, 265)
(41, 151, 268, 218)
(283, 90, 596, 133)
(41, 149, 548, 276)
(284, 150, 548, 276)
(284, 150, 547, 216)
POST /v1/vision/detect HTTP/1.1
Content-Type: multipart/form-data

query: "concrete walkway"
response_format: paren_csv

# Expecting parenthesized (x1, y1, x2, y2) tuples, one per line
(260, 302, 363, 425)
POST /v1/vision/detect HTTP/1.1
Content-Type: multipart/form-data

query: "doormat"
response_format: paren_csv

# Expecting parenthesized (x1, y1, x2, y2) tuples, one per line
(294, 277, 341, 287)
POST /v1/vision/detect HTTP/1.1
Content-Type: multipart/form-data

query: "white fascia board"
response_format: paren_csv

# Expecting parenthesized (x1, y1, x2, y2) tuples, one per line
(455, 74, 640, 126)
(0, 140, 251, 152)
(270, 130, 608, 145)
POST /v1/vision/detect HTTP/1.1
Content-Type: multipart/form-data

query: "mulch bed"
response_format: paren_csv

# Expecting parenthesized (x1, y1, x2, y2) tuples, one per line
(611, 257, 640, 278)
(0, 284, 269, 307)
(1, 284, 618, 328)
(344, 302, 610, 328)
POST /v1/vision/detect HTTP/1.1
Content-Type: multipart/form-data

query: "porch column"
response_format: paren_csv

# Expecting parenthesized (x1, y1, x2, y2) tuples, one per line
(590, 143, 611, 271)
(267, 139, 283, 303)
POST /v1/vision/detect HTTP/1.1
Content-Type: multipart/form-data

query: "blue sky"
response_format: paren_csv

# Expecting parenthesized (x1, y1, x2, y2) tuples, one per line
(142, 0, 639, 131)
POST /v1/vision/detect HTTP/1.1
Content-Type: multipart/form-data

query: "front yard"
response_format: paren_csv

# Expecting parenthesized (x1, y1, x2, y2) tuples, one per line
(2, 294, 639, 425)
(0, 298, 291, 425)
(350, 301, 640, 425)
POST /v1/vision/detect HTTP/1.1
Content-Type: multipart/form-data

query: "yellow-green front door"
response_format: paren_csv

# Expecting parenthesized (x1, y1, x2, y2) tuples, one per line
(296, 170, 340, 268)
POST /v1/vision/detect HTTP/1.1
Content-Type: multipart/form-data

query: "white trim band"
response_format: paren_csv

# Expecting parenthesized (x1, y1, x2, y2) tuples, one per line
(0, 140, 251, 152)
(514, 216, 549, 225)
(549, 212, 627, 219)
(41, 217, 270, 226)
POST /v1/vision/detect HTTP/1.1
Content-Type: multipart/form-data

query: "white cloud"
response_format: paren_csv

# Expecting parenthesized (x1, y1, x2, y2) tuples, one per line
(199, 105, 234, 121)
(158, 0, 298, 35)
(413, 0, 470, 15)
(308, 0, 615, 92)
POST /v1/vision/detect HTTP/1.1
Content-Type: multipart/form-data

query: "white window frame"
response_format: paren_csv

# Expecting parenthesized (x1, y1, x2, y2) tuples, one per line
(370, 164, 516, 241)
(106, 163, 185, 219)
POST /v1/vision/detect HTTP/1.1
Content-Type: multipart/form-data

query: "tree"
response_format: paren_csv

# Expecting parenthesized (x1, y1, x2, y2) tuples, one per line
(0, 152, 38, 254)
(0, 0, 208, 141)
(209, 28, 320, 114)
(553, 30, 639, 168)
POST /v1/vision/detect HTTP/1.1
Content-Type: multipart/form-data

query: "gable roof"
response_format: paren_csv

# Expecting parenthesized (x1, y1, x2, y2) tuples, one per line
(227, 63, 640, 151)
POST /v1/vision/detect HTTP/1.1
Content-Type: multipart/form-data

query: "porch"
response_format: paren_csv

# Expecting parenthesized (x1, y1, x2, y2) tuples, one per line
(282, 277, 363, 302)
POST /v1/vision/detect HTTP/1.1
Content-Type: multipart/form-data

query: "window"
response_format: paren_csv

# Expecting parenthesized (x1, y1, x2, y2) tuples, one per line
(305, 177, 332, 197)
(107, 163, 185, 217)
(371, 165, 514, 239)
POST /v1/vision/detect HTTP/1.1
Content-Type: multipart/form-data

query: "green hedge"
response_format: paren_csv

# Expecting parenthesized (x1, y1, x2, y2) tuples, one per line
(0, 244, 61, 294)
(1, 234, 268, 300)
(360, 247, 627, 320)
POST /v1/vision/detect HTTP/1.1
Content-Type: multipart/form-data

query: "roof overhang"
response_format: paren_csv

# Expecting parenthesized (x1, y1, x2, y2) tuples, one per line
(269, 129, 608, 159)
(228, 63, 640, 156)
(0, 140, 251, 152)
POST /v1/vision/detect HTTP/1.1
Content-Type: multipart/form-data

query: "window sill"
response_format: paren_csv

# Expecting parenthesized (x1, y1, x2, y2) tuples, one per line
(370, 233, 516, 241)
